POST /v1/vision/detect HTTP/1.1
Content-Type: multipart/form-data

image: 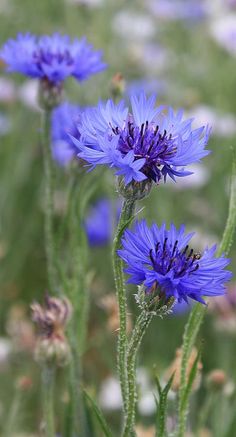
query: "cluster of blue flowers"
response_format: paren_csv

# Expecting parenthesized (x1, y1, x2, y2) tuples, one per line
(1, 32, 232, 307)
(0, 33, 106, 84)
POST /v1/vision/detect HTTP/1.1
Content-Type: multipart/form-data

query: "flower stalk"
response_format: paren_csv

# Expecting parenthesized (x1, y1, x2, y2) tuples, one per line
(42, 365, 55, 437)
(41, 109, 57, 293)
(112, 197, 136, 412)
(65, 174, 95, 436)
(122, 312, 153, 437)
(66, 325, 85, 436)
(176, 303, 205, 437)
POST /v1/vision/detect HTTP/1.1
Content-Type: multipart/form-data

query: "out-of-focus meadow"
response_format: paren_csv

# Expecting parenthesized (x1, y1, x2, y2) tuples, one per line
(0, 0, 236, 435)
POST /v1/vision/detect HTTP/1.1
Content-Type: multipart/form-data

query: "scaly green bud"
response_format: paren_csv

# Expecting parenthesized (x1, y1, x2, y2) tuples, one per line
(117, 177, 153, 201)
(38, 78, 64, 110)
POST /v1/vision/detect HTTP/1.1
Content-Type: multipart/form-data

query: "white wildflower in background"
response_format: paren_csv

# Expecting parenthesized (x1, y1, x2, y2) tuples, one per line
(18, 80, 41, 112)
(112, 11, 155, 41)
(99, 376, 122, 410)
(188, 105, 236, 137)
(0, 337, 12, 365)
(210, 14, 236, 55)
(0, 77, 16, 103)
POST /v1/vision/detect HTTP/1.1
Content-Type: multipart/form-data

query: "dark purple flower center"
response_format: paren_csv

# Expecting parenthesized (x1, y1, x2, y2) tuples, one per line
(113, 120, 177, 182)
(34, 48, 74, 67)
(149, 238, 201, 279)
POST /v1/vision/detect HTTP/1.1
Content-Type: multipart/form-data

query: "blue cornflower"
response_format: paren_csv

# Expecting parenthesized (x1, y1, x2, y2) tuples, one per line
(149, 0, 207, 23)
(84, 198, 120, 246)
(73, 93, 210, 185)
(0, 33, 106, 84)
(118, 220, 232, 304)
(51, 102, 80, 166)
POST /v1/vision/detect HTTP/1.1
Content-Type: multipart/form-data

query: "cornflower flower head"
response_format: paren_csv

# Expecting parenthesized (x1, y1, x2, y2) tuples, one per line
(73, 93, 210, 189)
(0, 32, 106, 84)
(51, 101, 80, 166)
(118, 220, 232, 305)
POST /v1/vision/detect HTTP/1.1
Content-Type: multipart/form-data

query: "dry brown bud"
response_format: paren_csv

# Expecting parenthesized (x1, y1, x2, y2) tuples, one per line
(31, 295, 72, 340)
(110, 72, 126, 100)
(16, 376, 33, 391)
(31, 295, 72, 367)
(207, 369, 227, 389)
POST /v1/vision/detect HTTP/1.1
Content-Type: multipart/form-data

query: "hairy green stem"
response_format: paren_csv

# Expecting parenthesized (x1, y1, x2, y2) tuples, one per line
(112, 198, 136, 412)
(65, 175, 94, 436)
(176, 304, 205, 437)
(41, 110, 57, 293)
(66, 324, 86, 437)
(42, 366, 55, 437)
(217, 155, 236, 256)
(176, 154, 236, 437)
(122, 312, 153, 437)
(196, 392, 215, 436)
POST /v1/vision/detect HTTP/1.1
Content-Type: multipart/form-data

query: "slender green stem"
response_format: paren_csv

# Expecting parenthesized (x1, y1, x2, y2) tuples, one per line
(65, 175, 94, 436)
(196, 392, 215, 436)
(41, 110, 57, 293)
(66, 324, 86, 437)
(217, 155, 236, 256)
(122, 312, 152, 437)
(176, 303, 205, 437)
(42, 366, 55, 437)
(112, 198, 136, 412)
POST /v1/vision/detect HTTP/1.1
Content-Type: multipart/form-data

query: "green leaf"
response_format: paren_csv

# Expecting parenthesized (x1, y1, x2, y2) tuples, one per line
(218, 149, 236, 256)
(182, 349, 201, 411)
(177, 304, 205, 436)
(83, 393, 97, 437)
(155, 374, 162, 398)
(83, 390, 113, 437)
(155, 373, 175, 437)
(182, 303, 205, 369)
(116, 206, 145, 244)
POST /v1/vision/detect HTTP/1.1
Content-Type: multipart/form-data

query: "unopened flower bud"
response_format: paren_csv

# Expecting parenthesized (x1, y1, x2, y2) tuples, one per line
(31, 295, 72, 367)
(135, 285, 176, 317)
(38, 78, 64, 110)
(117, 177, 152, 201)
(110, 73, 126, 100)
(207, 369, 227, 390)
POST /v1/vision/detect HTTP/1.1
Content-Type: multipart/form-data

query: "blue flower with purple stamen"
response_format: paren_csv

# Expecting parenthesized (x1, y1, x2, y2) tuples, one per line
(51, 102, 80, 166)
(0, 33, 106, 84)
(73, 93, 210, 185)
(118, 220, 232, 304)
